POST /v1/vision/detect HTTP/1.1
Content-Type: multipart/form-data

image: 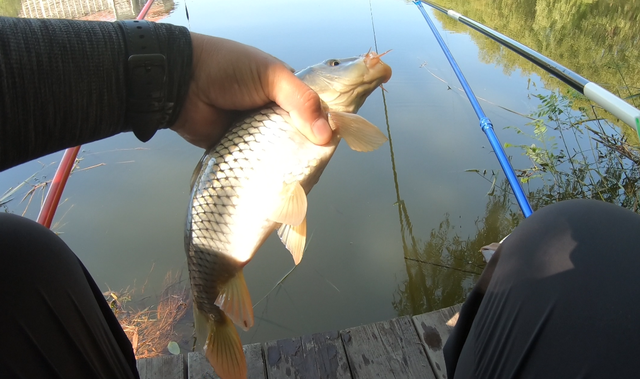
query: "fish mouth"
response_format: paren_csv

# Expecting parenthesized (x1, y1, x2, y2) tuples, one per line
(364, 49, 392, 84)
(296, 51, 393, 113)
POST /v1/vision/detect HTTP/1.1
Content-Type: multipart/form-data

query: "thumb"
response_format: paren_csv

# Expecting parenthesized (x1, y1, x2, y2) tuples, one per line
(268, 67, 332, 145)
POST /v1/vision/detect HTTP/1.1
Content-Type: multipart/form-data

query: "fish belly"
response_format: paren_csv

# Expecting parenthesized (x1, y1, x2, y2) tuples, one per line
(185, 105, 338, 314)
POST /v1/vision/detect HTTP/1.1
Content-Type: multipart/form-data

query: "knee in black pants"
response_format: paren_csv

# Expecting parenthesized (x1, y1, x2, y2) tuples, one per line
(0, 213, 139, 379)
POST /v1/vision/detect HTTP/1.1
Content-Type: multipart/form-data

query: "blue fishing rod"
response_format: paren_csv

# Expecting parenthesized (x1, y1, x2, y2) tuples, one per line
(412, 1, 533, 218)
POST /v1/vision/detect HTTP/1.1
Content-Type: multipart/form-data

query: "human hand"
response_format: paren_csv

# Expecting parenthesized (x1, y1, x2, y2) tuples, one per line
(171, 33, 332, 149)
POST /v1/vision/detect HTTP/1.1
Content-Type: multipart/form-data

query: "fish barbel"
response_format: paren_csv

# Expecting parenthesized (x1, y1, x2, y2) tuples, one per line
(185, 51, 392, 379)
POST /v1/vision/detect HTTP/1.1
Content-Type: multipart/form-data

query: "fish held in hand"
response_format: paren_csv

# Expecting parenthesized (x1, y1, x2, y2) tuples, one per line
(185, 51, 392, 379)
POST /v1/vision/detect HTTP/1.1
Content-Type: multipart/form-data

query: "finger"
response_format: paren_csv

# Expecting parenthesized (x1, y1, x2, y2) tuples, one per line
(268, 66, 332, 145)
(266, 52, 295, 73)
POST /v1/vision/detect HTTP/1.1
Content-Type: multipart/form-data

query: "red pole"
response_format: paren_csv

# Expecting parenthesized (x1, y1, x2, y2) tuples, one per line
(37, 146, 80, 228)
(37, 0, 156, 228)
(136, 0, 155, 20)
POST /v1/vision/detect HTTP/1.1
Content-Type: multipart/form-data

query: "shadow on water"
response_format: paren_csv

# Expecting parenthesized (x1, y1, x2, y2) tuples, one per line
(381, 83, 523, 316)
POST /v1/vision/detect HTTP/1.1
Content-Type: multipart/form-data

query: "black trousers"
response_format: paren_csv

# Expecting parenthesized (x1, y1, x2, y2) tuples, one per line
(445, 199, 640, 378)
(0, 213, 139, 379)
(3, 199, 639, 378)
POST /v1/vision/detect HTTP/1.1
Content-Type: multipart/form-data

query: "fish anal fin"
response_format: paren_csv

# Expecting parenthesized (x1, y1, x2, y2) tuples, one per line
(277, 217, 307, 265)
(193, 305, 210, 351)
(328, 112, 388, 152)
(269, 181, 307, 226)
(215, 270, 254, 331)
(205, 313, 247, 379)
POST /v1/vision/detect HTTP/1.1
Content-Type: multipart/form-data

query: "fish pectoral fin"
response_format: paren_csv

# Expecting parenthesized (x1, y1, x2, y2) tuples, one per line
(329, 111, 388, 152)
(277, 217, 307, 265)
(205, 312, 247, 379)
(190, 152, 208, 190)
(269, 181, 307, 226)
(215, 270, 254, 331)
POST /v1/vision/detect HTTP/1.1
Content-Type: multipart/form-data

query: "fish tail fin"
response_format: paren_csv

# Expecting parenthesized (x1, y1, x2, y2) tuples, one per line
(329, 111, 388, 152)
(215, 270, 254, 331)
(204, 312, 247, 379)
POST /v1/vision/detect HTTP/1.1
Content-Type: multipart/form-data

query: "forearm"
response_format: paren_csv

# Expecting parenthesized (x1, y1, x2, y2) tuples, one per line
(0, 17, 192, 171)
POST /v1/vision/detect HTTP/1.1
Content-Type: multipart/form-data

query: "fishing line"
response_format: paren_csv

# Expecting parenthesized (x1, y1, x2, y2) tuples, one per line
(368, 0, 379, 53)
(253, 265, 298, 308)
(422, 65, 535, 120)
(404, 257, 482, 275)
(368, 0, 471, 277)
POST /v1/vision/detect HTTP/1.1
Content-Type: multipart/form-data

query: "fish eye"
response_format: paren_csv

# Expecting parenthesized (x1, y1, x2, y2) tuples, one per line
(327, 59, 340, 67)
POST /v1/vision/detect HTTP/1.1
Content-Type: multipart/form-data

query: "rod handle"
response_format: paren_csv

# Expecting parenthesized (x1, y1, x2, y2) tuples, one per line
(447, 10, 462, 20)
(583, 82, 640, 135)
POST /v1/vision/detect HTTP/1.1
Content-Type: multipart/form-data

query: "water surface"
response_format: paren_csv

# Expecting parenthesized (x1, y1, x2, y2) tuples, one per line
(1, 0, 637, 347)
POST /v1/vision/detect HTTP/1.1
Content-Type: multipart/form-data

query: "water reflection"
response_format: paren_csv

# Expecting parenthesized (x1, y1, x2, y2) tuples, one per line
(435, 0, 640, 140)
(387, 0, 638, 316)
(0, 0, 637, 351)
(5, 0, 175, 20)
(392, 183, 522, 316)
(382, 75, 519, 314)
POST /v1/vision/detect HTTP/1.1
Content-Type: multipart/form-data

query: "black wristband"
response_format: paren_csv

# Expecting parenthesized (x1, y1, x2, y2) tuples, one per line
(118, 20, 172, 142)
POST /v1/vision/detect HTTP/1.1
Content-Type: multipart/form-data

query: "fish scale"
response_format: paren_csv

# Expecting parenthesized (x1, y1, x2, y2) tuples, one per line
(184, 52, 392, 379)
(186, 105, 331, 317)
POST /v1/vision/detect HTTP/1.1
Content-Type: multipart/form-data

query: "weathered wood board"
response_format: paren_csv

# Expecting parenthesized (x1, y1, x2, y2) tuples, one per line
(137, 354, 185, 379)
(412, 304, 461, 379)
(187, 343, 265, 379)
(138, 304, 463, 379)
(340, 316, 436, 379)
(264, 330, 351, 379)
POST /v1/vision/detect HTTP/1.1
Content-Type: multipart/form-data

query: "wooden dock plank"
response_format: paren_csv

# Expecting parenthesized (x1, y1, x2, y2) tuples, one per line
(187, 343, 266, 379)
(137, 305, 463, 379)
(340, 316, 436, 379)
(412, 304, 461, 379)
(137, 354, 185, 379)
(245, 343, 268, 379)
(264, 330, 351, 379)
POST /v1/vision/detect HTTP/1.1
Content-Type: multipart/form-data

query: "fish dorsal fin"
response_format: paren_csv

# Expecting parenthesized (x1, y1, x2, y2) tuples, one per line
(328, 112, 388, 152)
(277, 217, 307, 265)
(269, 181, 307, 226)
(190, 152, 208, 190)
(215, 270, 254, 331)
(205, 312, 247, 379)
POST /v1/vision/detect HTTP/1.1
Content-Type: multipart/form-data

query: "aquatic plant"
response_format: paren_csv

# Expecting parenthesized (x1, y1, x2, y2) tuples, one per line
(394, 86, 640, 317)
(106, 270, 190, 359)
(503, 88, 640, 212)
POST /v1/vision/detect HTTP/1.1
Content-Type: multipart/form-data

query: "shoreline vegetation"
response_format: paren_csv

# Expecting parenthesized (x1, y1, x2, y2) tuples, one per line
(104, 270, 191, 359)
(487, 87, 640, 213)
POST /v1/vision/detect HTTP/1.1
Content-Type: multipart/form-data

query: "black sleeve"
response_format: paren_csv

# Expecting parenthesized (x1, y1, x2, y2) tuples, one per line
(0, 17, 192, 172)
